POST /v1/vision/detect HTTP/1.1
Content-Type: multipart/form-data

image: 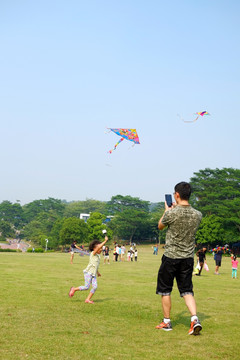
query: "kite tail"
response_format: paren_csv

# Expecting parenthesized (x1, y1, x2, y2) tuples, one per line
(108, 137, 124, 154)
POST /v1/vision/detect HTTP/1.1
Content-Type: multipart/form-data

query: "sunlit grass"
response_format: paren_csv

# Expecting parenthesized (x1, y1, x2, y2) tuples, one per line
(0, 247, 239, 359)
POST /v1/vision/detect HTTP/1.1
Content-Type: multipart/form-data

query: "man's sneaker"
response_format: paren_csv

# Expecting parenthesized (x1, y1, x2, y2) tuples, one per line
(155, 321, 172, 331)
(188, 319, 202, 335)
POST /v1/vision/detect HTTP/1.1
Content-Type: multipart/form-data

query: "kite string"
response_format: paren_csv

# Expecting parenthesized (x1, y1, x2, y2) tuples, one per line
(128, 143, 136, 150)
(177, 113, 200, 123)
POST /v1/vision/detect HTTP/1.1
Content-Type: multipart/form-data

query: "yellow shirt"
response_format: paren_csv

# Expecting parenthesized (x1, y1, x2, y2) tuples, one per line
(84, 252, 100, 276)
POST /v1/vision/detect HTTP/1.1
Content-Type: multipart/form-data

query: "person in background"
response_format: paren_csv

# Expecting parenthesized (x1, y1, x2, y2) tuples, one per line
(130, 250, 134, 262)
(70, 240, 82, 264)
(127, 250, 131, 261)
(104, 246, 110, 264)
(231, 255, 238, 279)
(135, 249, 138, 261)
(115, 244, 119, 262)
(195, 247, 207, 276)
(118, 246, 122, 261)
(121, 245, 126, 261)
(113, 245, 117, 262)
(102, 245, 106, 256)
(214, 248, 223, 275)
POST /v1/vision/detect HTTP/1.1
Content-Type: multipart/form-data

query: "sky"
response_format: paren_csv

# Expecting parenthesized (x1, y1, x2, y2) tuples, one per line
(0, 0, 240, 204)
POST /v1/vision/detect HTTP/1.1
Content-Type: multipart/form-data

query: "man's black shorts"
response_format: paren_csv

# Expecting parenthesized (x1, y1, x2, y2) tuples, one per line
(156, 255, 194, 297)
(215, 260, 221, 266)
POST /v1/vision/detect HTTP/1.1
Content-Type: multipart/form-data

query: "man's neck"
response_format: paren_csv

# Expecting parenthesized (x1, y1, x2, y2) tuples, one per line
(177, 199, 190, 206)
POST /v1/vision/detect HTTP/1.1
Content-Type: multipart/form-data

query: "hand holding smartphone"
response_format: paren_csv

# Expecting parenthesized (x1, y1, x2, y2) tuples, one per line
(165, 194, 173, 208)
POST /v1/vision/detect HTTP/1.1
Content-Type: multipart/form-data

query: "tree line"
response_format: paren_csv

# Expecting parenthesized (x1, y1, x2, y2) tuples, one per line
(0, 167, 239, 248)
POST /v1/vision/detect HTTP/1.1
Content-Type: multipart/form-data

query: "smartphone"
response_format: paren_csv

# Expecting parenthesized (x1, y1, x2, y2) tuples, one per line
(165, 194, 173, 207)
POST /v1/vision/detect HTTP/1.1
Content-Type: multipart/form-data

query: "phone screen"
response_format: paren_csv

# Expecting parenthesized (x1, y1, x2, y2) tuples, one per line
(165, 194, 173, 207)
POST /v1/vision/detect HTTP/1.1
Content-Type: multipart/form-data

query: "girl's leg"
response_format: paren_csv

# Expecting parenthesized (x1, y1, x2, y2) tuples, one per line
(69, 272, 91, 297)
(85, 276, 97, 303)
(233, 269, 237, 278)
(70, 253, 74, 264)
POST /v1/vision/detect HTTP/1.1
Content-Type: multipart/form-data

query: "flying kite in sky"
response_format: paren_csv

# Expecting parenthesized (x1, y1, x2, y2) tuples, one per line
(178, 111, 210, 123)
(107, 128, 140, 154)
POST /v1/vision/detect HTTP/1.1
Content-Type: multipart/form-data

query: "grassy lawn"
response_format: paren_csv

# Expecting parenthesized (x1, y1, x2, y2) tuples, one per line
(1, 246, 239, 360)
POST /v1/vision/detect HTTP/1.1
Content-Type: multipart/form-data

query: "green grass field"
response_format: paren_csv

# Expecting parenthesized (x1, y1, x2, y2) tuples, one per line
(1, 247, 239, 360)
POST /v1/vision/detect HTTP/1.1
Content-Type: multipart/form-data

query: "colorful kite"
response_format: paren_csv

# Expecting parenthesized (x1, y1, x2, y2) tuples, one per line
(107, 128, 140, 154)
(178, 111, 210, 123)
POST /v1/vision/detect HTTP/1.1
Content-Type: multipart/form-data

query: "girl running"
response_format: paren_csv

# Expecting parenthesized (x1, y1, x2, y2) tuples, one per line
(69, 236, 108, 304)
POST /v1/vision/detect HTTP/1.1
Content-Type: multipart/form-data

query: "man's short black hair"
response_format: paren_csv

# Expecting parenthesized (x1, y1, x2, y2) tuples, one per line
(174, 182, 191, 200)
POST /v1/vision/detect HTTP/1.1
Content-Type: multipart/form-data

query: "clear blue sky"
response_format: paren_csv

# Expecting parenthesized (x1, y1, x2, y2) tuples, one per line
(1, 0, 239, 204)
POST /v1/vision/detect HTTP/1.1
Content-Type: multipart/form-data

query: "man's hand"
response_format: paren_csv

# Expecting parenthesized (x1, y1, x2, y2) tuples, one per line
(165, 201, 176, 211)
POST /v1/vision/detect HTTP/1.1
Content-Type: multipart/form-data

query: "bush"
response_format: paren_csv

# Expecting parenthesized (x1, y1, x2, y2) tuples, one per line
(27, 248, 44, 253)
(35, 248, 44, 253)
(0, 248, 17, 252)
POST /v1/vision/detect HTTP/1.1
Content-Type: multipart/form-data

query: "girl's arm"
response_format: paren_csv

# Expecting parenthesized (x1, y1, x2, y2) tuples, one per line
(93, 236, 108, 255)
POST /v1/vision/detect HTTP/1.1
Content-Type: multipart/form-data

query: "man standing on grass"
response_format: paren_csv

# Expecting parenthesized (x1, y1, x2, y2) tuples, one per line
(156, 182, 202, 335)
(196, 246, 207, 276)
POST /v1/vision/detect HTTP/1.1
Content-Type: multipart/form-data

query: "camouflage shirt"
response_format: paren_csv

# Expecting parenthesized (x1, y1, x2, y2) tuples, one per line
(161, 205, 202, 259)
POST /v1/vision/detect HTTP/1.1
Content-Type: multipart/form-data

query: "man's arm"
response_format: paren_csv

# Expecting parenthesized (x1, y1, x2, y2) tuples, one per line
(158, 213, 166, 230)
(158, 201, 175, 230)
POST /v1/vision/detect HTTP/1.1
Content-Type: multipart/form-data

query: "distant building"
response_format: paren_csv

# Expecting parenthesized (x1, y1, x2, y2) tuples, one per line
(80, 213, 90, 222)
(80, 213, 114, 223)
(103, 216, 114, 223)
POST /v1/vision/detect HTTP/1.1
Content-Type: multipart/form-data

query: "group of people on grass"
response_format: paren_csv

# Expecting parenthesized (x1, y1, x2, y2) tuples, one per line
(110, 244, 138, 262)
(194, 245, 238, 278)
(68, 181, 238, 336)
(70, 242, 138, 265)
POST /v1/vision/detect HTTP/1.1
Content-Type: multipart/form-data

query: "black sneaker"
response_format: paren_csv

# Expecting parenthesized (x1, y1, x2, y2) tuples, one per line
(188, 319, 202, 335)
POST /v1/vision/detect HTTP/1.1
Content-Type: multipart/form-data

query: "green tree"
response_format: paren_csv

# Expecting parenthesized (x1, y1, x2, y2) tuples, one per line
(0, 201, 25, 228)
(87, 212, 113, 240)
(149, 211, 166, 244)
(0, 220, 15, 240)
(59, 217, 89, 245)
(64, 199, 107, 218)
(22, 220, 47, 245)
(107, 195, 150, 214)
(50, 218, 65, 248)
(149, 202, 165, 213)
(190, 167, 240, 242)
(22, 210, 62, 246)
(110, 209, 150, 243)
(195, 215, 224, 245)
(23, 198, 65, 223)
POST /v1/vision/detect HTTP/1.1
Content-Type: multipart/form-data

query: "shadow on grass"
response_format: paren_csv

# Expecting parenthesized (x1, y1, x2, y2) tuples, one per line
(90, 298, 113, 303)
(173, 311, 211, 329)
(71, 297, 113, 303)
